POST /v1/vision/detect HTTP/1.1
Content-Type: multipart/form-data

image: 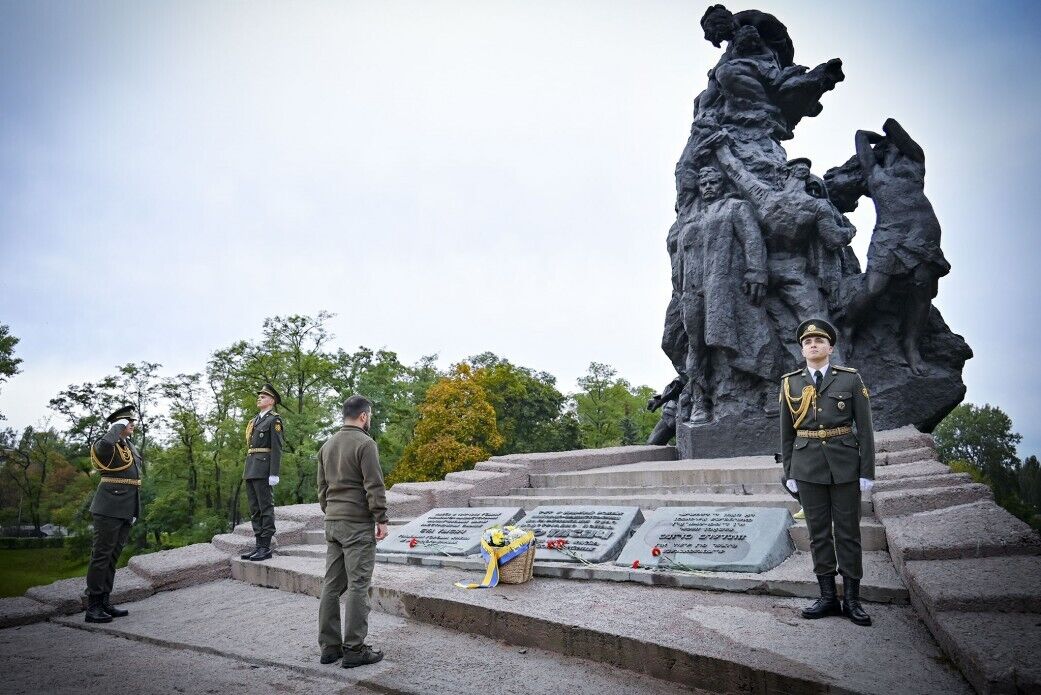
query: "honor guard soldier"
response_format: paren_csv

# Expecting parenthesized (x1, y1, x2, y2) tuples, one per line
(85, 405, 143, 623)
(779, 319, 875, 626)
(241, 384, 284, 561)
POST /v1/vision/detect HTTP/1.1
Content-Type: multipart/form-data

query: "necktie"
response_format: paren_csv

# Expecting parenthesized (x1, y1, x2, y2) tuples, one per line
(814, 370, 823, 391)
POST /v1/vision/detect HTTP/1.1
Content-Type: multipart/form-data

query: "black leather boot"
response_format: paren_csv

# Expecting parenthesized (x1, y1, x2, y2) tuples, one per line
(101, 594, 128, 618)
(801, 574, 842, 619)
(85, 596, 113, 624)
(240, 537, 260, 560)
(842, 577, 872, 626)
(249, 538, 272, 561)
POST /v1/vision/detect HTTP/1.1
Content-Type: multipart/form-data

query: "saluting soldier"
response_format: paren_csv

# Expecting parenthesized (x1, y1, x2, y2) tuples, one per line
(779, 318, 875, 626)
(241, 384, 284, 561)
(85, 405, 143, 623)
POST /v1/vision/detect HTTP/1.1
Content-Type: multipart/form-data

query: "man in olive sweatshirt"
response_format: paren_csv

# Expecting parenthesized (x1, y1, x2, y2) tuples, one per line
(316, 395, 389, 668)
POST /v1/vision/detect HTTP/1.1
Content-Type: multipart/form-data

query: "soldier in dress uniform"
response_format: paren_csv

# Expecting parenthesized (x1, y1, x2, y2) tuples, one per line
(779, 318, 875, 626)
(241, 384, 284, 561)
(85, 405, 143, 623)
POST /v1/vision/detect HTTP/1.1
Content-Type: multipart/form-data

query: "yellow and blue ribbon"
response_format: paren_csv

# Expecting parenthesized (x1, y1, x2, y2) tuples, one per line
(454, 530, 535, 589)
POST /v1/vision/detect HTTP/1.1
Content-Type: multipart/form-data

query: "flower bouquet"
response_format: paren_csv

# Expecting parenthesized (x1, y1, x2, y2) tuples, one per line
(454, 524, 535, 589)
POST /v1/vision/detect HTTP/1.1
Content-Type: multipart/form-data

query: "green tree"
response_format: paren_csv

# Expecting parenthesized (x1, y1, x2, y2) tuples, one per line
(467, 352, 580, 454)
(0, 324, 22, 420)
(387, 365, 503, 484)
(572, 363, 658, 448)
(0, 427, 68, 531)
(935, 403, 1021, 494)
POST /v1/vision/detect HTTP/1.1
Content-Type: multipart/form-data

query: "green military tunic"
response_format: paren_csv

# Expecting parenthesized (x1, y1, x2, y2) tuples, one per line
(243, 410, 284, 542)
(86, 421, 142, 598)
(780, 365, 875, 483)
(779, 364, 875, 579)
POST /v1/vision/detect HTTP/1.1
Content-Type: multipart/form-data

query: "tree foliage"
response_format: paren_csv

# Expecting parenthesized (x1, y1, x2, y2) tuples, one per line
(572, 363, 658, 448)
(936, 403, 1039, 529)
(387, 365, 503, 484)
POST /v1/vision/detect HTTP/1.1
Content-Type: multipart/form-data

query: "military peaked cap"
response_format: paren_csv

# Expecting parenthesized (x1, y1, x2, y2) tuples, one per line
(106, 405, 138, 423)
(257, 383, 282, 405)
(797, 318, 837, 345)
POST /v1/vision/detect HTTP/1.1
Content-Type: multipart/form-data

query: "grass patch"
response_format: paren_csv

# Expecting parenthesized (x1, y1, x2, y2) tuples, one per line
(0, 547, 127, 598)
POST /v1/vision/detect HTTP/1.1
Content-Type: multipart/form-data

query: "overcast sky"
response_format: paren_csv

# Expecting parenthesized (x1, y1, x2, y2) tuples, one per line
(1, 1, 1039, 455)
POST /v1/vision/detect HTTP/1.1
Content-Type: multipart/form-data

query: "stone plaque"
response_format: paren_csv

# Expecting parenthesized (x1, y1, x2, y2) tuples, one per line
(523, 506, 643, 563)
(615, 507, 794, 573)
(376, 507, 524, 556)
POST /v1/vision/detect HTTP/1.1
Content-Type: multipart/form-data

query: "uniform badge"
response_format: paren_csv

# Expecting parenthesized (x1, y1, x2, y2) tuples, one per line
(274, 421, 282, 432)
(837, 401, 846, 411)
(862, 386, 870, 398)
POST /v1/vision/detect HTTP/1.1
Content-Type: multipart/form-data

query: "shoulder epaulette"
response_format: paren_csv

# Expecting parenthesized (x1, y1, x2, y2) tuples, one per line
(833, 365, 857, 373)
(271, 412, 280, 417)
(781, 369, 802, 378)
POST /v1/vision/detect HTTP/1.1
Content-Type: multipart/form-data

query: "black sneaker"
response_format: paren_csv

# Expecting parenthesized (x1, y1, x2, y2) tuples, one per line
(320, 647, 343, 664)
(341, 645, 384, 668)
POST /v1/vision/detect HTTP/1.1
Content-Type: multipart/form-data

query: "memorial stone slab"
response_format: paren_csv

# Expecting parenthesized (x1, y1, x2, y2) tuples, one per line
(523, 506, 643, 563)
(377, 507, 524, 556)
(615, 507, 794, 573)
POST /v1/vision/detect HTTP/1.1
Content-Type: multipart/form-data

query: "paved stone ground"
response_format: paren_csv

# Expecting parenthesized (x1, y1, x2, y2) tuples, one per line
(237, 556, 971, 694)
(10, 580, 697, 695)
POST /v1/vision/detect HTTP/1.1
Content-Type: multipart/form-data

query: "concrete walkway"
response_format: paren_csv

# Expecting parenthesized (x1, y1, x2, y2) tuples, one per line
(235, 555, 970, 694)
(9, 580, 696, 695)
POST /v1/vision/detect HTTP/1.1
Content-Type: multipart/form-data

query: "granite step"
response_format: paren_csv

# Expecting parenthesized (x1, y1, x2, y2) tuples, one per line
(790, 517, 887, 551)
(511, 482, 784, 496)
(274, 543, 901, 599)
(531, 456, 780, 488)
(469, 493, 873, 515)
(230, 556, 964, 695)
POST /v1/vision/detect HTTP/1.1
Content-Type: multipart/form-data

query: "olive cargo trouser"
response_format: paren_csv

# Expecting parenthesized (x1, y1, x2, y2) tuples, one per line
(318, 519, 376, 650)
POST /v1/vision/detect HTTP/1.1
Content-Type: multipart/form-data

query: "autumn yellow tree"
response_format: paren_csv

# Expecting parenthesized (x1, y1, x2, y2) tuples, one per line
(387, 365, 503, 484)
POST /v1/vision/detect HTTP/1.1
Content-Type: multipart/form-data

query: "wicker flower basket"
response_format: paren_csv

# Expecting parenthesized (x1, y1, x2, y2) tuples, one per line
(497, 545, 535, 585)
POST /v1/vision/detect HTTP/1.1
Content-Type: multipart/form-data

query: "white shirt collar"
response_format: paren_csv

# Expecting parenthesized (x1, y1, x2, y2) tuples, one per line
(806, 362, 830, 378)
(257, 409, 271, 419)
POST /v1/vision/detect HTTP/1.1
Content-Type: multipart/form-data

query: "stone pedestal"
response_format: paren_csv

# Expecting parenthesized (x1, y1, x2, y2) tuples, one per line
(676, 413, 778, 459)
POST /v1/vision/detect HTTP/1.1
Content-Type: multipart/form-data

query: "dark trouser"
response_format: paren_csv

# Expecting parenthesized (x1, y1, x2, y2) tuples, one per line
(86, 513, 132, 598)
(318, 519, 376, 650)
(798, 480, 863, 579)
(245, 478, 276, 540)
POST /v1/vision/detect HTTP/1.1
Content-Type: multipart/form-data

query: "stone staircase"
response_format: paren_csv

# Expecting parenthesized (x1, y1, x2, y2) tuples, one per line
(6, 427, 1040, 694)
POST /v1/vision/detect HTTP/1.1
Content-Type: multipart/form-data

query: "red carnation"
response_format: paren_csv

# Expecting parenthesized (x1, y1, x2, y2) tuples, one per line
(632, 560, 641, 569)
(651, 546, 662, 557)
(408, 537, 418, 548)
(557, 539, 567, 548)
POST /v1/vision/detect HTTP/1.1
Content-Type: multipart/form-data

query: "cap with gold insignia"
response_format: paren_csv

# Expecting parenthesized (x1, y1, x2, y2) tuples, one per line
(797, 318, 837, 345)
(257, 383, 282, 405)
(106, 405, 139, 423)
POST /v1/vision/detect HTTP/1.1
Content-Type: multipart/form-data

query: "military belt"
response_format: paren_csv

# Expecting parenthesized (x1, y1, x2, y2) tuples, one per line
(248, 447, 272, 454)
(796, 426, 853, 439)
(100, 477, 141, 486)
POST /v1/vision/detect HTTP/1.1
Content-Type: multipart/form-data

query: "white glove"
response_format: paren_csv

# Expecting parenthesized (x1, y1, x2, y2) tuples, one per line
(859, 477, 874, 492)
(785, 479, 798, 493)
(131, 517, 137, 525)
(269, 475, 280, 486)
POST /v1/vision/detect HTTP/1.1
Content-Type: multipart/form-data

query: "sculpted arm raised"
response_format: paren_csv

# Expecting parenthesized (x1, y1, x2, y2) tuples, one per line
(713, 137, 774, 209)
(731, 199, 768, 305)
(882, 117, 925, 164)
(854, 129, 881, 181)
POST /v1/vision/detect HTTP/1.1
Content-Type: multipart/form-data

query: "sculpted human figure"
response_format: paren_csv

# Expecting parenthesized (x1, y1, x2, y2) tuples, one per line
(712, 135, 853, 360)
(843, 118, 951, 374)
(678, 166, 771, 424)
